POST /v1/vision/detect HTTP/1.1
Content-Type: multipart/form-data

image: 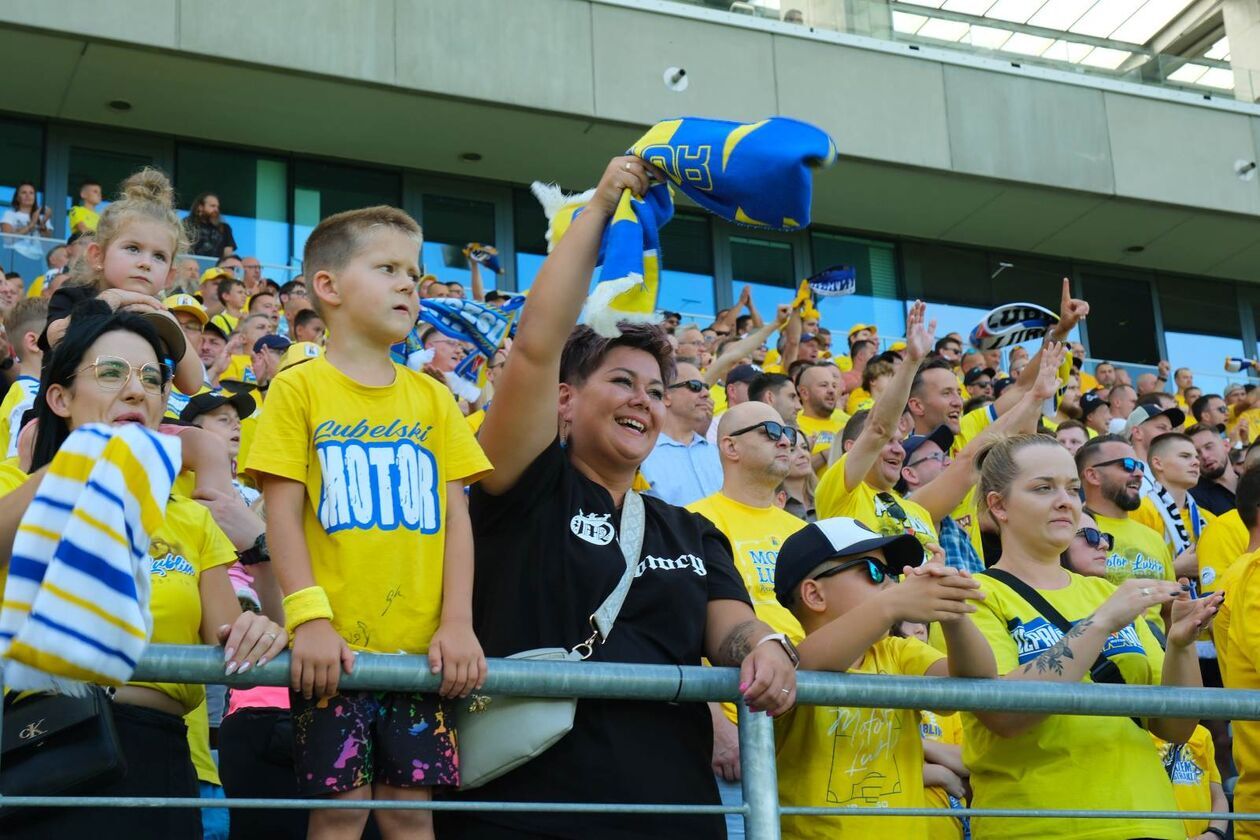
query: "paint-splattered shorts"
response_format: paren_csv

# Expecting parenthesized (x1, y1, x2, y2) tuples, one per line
(290, 689, 458, 795)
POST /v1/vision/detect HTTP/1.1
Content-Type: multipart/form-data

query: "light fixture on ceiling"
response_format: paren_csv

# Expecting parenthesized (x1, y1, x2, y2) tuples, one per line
(459, 152, 482, 163)
(1124, 245, 1145, 254)
(663, 66, 689, 92)
(1236, 160, 1257, 182)
(107, 99, 132, 112)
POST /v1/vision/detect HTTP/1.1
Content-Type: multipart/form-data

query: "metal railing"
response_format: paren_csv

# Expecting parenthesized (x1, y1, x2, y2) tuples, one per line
(3, 644, 1257, 837)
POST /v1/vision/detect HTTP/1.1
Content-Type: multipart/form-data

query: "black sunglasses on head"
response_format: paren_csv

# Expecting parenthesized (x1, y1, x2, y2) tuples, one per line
(1076, 528, 1114, 550)
(728, 420, 799, 446)
(668, 379, 707, 394)
(1093, 457, 1144, 474)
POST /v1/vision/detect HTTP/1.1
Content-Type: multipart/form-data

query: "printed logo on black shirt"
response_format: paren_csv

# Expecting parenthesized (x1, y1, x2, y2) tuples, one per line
(570, 509, 615, 546)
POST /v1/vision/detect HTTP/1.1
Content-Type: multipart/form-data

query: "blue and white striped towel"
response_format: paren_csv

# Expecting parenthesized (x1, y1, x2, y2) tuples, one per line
(0, 423, 181, 693)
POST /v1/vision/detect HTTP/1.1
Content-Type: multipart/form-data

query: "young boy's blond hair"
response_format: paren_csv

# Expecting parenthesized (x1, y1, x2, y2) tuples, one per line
(303, 206, 422, 319)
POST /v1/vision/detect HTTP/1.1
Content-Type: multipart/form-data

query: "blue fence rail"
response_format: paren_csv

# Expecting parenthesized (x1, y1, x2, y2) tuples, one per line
(3, 644, 1258, 838)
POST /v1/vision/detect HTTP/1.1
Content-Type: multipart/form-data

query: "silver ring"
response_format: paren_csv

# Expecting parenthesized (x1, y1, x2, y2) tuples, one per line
(780, 688, 790, 695)
(1140, 587, 1152, 597)
(264, 632, 278, 641)
(624, 162, 634, 171)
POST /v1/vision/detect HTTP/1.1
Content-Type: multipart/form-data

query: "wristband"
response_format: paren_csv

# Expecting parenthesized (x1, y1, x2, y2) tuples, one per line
(283, 586, 333, 638)
(1203, 828, 1226, 840)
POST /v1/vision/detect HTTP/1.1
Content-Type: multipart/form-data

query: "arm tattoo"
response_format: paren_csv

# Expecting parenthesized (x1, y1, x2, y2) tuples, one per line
(716, 620, 760, 666)
(1019, 615, 1096, 677)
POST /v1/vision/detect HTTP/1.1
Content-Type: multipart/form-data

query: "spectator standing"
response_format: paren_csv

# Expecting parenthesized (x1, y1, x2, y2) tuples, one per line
(240, 255, 263, 295)
(210, 277, 247, 335)
(1, 181, 53, 247)
(1131, 432, 1215, 577)
(781, 431, 818, 523)
(1107, 383, 1138, 434)
(749, 371, 801, 425)
(0, 299, 45, 456)
(795, 363, 848, 472)
(292, 308, 326, 345)
(68, 178, 103, 234)
(1079, 392, 1111, 436)
(1055, 419, 1088, 456)
(687, 400, 807, 839)
(1189, 423, 1237, 515)
(185, 193, 237, 258)
(642, 360, 721, 506)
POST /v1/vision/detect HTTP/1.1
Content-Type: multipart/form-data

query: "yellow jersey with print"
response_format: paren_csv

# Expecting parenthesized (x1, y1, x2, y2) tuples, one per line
(1228, 405, 1260, 441)
(129, 495, 237, 713)
(776, 636, 944, 840)
(185, 701, 220, 786)
(1091, 512, 1176, 631)
(1198, 508, 1247, 594)
(1130, 496, 1216, 555)
(963, 572, 1178, 840)
(920, 710, 965, 840)
(0, 375, 38, 459)
(844, 386, 871, 416)
(946, 406, 997, 536)
(1152, 725, 1219, 837)
(68, 204, 100, 233)
(220, 354, 255, 385)
(710, 384, 727, 417)
(816, 453, 937, 559)
(686, 492, 805, 723)
(0, 457, 30, 593)
(245, 356, 492, 654)
(795, 410, 849, 472)
(1220, 551, 1260, 838)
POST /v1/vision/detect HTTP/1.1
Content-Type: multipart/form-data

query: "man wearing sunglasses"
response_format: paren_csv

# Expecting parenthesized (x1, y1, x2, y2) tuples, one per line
(687, 401, 808, 837)
(641, 361, 722, 507)
(1077, 436, 1177, 632)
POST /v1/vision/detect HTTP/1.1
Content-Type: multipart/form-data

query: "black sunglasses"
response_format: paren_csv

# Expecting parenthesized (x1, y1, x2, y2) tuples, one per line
(1093, 457, 1144, 474)
(813, 557, 890, 586)
(728, 420, 799, 447)
(875, 492, 909, 523)
(1076, 528, 1114, 550)
(668, 379, 707, 394)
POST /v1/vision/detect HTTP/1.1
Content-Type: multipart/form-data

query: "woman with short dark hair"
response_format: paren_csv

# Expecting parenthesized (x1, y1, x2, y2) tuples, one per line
(440, 157, 797, 840)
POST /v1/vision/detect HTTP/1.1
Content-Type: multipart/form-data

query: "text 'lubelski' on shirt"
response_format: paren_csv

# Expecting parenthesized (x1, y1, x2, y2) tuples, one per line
(245, 356, 491, 655)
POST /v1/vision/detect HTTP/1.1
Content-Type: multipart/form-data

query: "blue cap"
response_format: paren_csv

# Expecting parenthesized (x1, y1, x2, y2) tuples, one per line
(253, 334, 292, 354)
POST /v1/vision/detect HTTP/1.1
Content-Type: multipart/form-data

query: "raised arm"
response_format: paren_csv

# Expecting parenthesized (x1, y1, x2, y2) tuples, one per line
(992, 279, 1088, 416)
(469, 257, 485, 304)
(478, 157, 653, 495)
(744, 287, 764, 330)
(704, 305, 787, 387)
(779, 306, 802, 371)
(842, 301, 933, 492)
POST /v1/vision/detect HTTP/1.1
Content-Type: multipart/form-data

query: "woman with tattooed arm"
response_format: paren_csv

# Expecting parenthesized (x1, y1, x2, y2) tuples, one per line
(962, 434, 1223, 840)
(437, 157, 797, 840)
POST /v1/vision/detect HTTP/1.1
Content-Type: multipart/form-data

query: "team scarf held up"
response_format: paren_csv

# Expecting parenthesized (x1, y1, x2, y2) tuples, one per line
(532, 116, 837, 336)
(391, 295, 525, 398)
(0, 423, 181, 693)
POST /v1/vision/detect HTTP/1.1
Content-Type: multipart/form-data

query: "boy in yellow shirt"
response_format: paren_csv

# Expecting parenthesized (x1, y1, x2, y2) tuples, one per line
(0, 298, 45, 457)
(247, 205, 492, 840)
(1152, 725, 1229, 840)
(68, 178, 102, 233)
(772, 518, 994, 840)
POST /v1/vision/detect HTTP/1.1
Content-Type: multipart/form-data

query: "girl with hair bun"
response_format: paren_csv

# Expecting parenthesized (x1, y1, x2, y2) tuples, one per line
(962, 433, 1223, 840)
(40, 168, 203, 397)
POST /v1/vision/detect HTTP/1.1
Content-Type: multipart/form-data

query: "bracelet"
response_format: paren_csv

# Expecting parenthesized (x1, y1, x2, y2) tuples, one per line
(282, 586, 333, 638)
(1203, 828, 1227, 840)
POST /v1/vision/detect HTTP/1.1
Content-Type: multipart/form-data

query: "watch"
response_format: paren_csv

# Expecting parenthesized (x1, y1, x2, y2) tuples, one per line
(236, 532, 269, 566)
(756, 632, 800, 669)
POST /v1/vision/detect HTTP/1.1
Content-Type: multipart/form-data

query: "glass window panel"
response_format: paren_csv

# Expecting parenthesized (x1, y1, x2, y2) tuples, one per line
(810, 231, 905, 345)
(658, 213, 714, 322)
(513, 186, 550, 293)
(730, 235, 794, 332)
(0, 117, 46, 281)
(68, 146, 153, 216)
(1080, 271, 1159, 365)
(176, 144, 290, 277)
(1155, 275, 1243, 397)
(292, 160, 401, 270)
(1164, 331, 1242, 399)
(421, 194, 497, 298)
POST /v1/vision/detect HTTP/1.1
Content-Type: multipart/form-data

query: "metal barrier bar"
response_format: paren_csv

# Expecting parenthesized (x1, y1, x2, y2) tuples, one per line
(7, 643, 1260, 835)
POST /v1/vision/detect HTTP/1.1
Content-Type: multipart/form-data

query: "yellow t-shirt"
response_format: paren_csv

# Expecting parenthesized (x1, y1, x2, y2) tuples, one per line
(129, 495, 237, 713)
(963, 572, 1178, 840)
(1198, 508, 1248, 594)
(210, 312, 240, 336)
(1092, 512, 1176, 630)
(686, 492, 805, 723)
(26, 273, 47, 298)
(0, 375, 38, 459)
(710, 384, 728, 417)
(795, 410, 850, 473)
(946, 405, 997, 539)
(68, 204, 100, 233)
(1229, 406, 1260, 443)
(1214, 547, 1257, 669)
(920, 710, 965, 840)
(465, 407, 486, 435)
(245, 356, 492, 653)
(1079, 370, 1099, 393)
(237, 410, 260, 484)
(221, 354, 255, 385)
(844, 386, 870, 416)
(0, 457, 30, 593)
(1153, 725, 1219, 837)
(776, 636, 945, 840)
(1221, 550, 1260, 837)
(185, 701, 220, 786)
(1130, 496, 1216, 554)
(816, 453, 937, 559)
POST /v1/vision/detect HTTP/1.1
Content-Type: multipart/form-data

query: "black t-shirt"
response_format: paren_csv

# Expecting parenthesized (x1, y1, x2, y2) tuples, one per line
(38, 284, 95, 352)
(185, 218, 236, 258)
(1190, 478, 1235, 517)
(452, 439, 750, 840)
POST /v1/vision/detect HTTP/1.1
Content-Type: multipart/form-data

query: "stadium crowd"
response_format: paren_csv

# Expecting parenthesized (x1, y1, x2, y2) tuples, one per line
(0, 153, 1258, 840)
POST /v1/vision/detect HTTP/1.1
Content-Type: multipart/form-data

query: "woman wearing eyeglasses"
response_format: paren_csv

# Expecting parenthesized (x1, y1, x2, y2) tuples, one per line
(439, 157, 797, 840)
(4, 301, 284, 838)
(962, 433, 1222, 840)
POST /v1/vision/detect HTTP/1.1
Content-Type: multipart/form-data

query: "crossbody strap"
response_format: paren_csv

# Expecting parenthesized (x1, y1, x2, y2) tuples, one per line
(979, 568, 1127, 688)
(571, 490, 646, 659)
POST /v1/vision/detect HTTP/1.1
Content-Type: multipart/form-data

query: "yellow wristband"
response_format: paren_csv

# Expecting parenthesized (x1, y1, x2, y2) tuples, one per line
(283, 586, 334, 638)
